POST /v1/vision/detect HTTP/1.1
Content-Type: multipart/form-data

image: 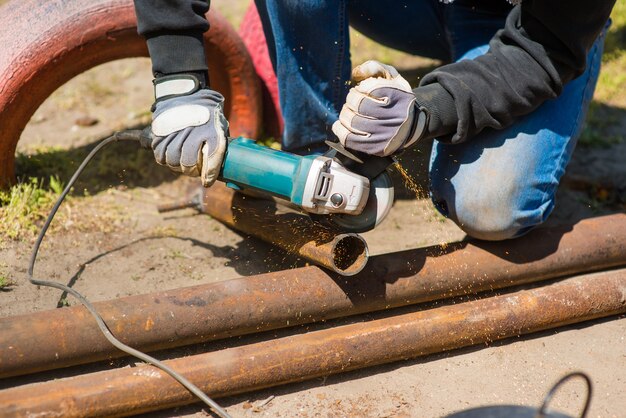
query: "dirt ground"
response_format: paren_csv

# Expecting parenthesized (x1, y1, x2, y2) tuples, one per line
(1, 1, 625, 417)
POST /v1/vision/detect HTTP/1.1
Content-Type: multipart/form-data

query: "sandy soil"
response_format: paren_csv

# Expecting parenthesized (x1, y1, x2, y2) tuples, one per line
(1, 2, 625, 417)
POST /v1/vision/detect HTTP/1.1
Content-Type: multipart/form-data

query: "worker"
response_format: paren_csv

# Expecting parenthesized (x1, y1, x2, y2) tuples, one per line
(133, 0, 616, 240)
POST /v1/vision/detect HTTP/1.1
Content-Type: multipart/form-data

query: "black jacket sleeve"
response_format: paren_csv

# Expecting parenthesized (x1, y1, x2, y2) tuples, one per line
(133, 0, 210, 79)
(415, 0, 616, 144)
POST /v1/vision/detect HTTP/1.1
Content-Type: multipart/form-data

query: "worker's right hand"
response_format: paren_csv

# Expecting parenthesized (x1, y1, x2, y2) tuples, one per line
(149, 74, 229, 187)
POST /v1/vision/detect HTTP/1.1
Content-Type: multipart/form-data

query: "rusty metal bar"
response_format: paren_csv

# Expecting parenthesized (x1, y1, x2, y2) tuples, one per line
(0, 214, 625, 379)
(1, 271, 624, 417)
(196, 182, 370, 275)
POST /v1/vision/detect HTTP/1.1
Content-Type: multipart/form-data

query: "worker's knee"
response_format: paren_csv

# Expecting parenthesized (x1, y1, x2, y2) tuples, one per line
(431, 180, 554, 241)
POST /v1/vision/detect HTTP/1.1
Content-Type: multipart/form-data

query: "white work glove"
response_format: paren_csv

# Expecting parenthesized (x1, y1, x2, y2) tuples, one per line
(150, 74, 228, 187)
(332, 60, 428, 157)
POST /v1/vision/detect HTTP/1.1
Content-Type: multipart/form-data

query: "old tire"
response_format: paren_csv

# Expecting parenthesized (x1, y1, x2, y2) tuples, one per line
(239, 2, 283, 139)
(0, 0, 261, 187)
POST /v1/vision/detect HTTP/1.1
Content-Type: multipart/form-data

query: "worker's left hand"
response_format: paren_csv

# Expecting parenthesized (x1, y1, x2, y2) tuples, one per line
(148, 74, 229, 187)
(332, 60, 428, 157)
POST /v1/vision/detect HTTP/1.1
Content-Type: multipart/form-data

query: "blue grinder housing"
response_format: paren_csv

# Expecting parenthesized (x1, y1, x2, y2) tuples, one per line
(219, 137, 316, 207)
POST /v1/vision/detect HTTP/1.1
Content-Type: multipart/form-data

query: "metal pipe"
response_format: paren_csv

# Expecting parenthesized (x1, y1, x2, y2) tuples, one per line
(1, 271, 624, 417)
(198, 182, 370, 276)
(0, 214, 624, 379)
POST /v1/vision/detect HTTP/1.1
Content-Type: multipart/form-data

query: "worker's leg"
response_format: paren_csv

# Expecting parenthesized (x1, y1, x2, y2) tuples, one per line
(253, 0, 449, 152)
(429, 26, 608, 241)
(253, 0, 350, 152)
(347, 0, 451, 62)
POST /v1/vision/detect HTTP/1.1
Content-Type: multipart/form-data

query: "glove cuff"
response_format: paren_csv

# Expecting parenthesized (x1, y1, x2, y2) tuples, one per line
(153, 74, 203, 103)
(403, 105, 429, 150)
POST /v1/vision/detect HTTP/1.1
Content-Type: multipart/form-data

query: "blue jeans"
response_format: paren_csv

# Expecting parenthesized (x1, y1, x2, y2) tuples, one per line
(254, 0, 607, 240)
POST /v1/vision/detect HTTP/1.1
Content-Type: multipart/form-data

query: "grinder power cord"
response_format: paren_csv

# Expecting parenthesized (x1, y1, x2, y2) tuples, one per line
(26, 126, 397, 416)
(26, 130, 232, 418)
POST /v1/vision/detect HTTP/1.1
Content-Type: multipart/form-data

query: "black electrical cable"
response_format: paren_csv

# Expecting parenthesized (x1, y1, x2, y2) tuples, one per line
(27, 130, 232, 418)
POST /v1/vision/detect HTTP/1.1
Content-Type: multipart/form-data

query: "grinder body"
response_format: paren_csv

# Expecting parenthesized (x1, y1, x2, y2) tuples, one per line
(219, 137, 371, 216)
(140, 128, 394, 231)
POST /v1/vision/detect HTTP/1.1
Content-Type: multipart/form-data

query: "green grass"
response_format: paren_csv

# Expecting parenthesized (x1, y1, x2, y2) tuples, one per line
(0, 176, 65, 240)
(0, 264, 14, 291)
(603, 1, 626, 63)
(579, 4, 626, 148)
(1, 138, 177, 241)
(579, 102, 625, 148)
(1, 135, 167, 241)
(0, 276, 14, 291)
(257, 137, 281, 150)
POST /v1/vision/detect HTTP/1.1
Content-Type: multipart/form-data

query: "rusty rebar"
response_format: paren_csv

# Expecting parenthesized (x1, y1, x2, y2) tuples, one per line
(0, 214, 624, 379)
(198, 182, 370, 275)
(1, 271, 624, 417)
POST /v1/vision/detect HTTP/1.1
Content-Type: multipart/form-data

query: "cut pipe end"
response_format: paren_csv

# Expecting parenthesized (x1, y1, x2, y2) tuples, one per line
(331, 234, 369, 276)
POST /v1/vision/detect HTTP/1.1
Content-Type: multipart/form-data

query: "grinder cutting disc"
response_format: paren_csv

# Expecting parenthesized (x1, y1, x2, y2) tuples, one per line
(326, 170, 394, 233)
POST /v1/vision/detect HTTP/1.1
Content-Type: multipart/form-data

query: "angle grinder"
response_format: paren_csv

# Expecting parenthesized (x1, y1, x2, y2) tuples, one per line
(149, 132, 396, 233)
